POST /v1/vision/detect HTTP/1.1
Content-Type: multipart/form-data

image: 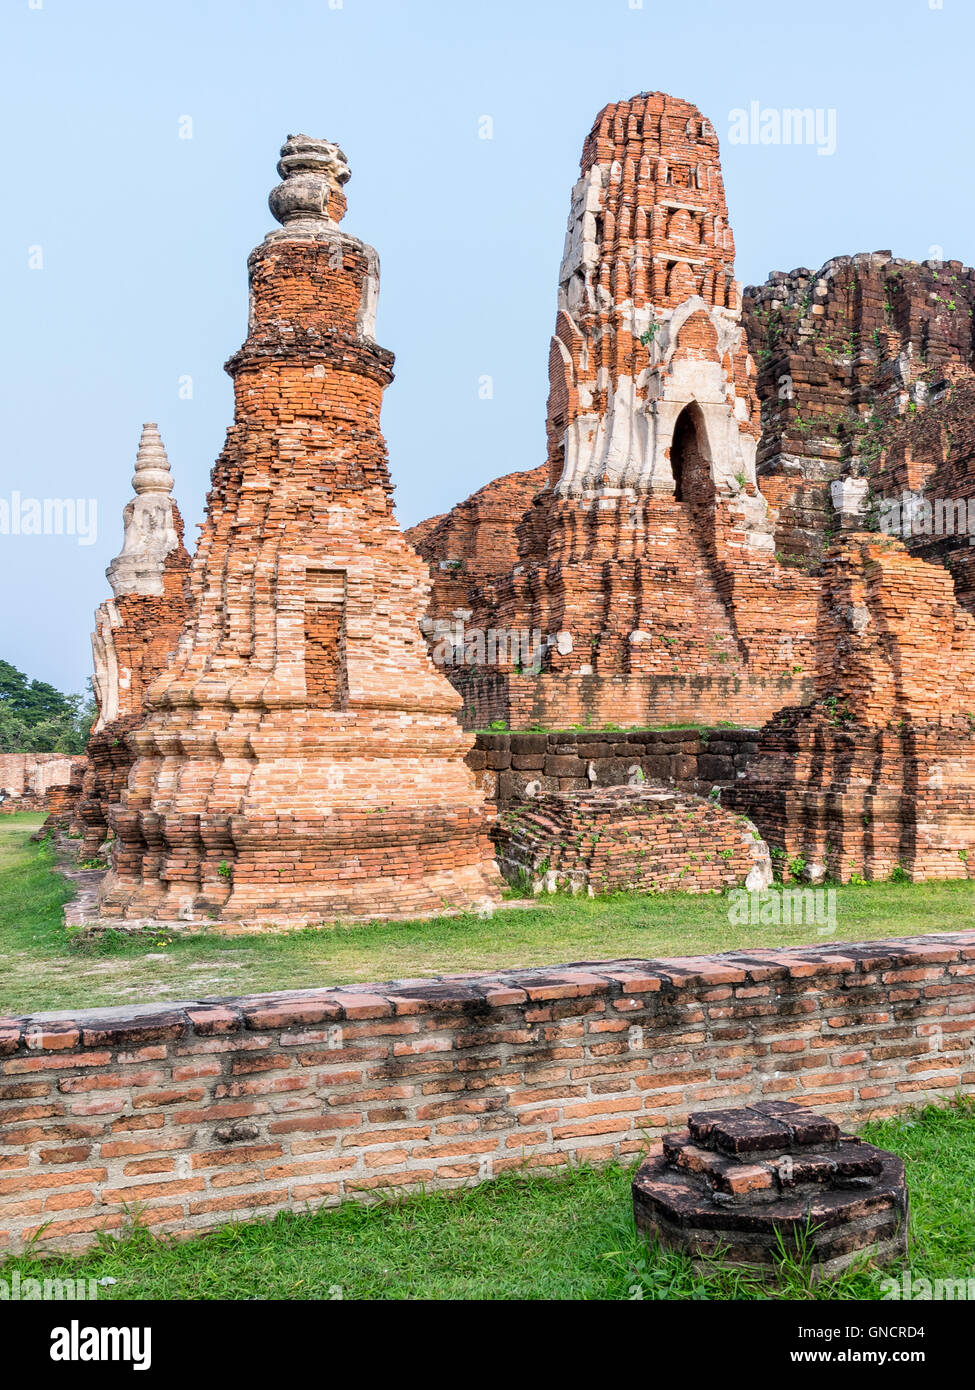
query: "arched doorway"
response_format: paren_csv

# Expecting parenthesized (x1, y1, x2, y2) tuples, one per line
(669, 402, 711, 504)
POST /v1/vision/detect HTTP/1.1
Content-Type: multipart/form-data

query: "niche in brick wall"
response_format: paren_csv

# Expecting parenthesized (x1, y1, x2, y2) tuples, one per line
(304, 568, 348, 709)
(670, 401, 713, 506)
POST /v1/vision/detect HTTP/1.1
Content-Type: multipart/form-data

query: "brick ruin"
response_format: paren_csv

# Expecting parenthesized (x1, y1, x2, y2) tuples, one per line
(633, 1101, 908, 1275)
(74, 424, 192, 857)
(742, 251, 975, 569)
(407, 92, 819, 731)
(408, 463, 548, 638)
(729, 532, 975, 881)
(494, 784, 771, 896)
(0, 754, 86, 816)
(41, 93, 975, 914)
(96, 136, 500, 926)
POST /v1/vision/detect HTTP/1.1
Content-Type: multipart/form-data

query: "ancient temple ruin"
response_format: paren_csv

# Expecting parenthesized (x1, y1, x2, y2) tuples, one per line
(76, 424, 191, 856)
(97, 136, 500, 925)
(730, 531, 975, 881)
(743, 251, 975, 568)
(66, 94, 975, 904)
(408, 93, 818, 730)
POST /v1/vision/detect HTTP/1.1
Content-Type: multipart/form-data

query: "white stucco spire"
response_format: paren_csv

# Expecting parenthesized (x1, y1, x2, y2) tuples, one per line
(106, 422, 181, 598)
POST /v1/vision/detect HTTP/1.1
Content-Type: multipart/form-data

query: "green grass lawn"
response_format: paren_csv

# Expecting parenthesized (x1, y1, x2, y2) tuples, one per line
(2, 1100, 973, 1300)
(1, 813, 975, 1015)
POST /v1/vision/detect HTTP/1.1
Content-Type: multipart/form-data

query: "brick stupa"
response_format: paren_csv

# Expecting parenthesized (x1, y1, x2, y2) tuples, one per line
(409, 94, 818, 730)
(76, 424, 192, 856)
(98, 136, 500, 925)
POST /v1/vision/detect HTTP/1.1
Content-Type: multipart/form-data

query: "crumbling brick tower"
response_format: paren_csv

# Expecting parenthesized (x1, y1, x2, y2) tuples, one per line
(98, 135, 500, 924)
(76, 425, 191, 856)
(425, 94, 818, 729)
(729, 532, 975, 881)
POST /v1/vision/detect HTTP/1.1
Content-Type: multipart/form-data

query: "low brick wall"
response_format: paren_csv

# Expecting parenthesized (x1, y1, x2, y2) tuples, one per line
(468, 728, 760, 805)
(2, 932, 974, 1253)
(450, 670, 812, 732)
(0, 754, 86, 815)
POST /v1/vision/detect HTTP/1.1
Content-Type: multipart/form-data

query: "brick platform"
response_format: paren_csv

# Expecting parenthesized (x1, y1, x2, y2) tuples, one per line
(1, 931, 972, 1253)
(633, 1101, 908, 1274)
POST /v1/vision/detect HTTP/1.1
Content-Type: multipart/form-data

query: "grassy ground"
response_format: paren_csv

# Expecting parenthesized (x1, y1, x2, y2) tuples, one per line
(1, 1100, 972, 1299)
(2, 814, 975, 1015)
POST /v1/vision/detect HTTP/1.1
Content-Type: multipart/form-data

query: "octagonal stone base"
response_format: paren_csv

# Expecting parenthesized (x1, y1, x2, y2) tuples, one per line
(633, 1101, 908, 1277)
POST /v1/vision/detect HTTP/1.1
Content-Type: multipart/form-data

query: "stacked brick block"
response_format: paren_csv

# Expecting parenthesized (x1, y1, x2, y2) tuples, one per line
(492, 784, 770, 894)
(2, 931, 973, 1254)
(634, 1101, 908, 1273)
(97, 136, 499, 926)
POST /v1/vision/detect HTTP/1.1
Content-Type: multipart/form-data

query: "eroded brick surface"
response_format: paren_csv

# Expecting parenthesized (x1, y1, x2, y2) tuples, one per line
(730, 532, 975, 880)
(493, 784, 770, 895)
(744, 252, 975, 564)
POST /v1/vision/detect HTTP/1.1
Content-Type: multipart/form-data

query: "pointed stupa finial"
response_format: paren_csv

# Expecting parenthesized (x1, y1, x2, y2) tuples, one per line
(107, 422, 181, 598)
(132, 422, 174, 497)
(267, 134, 351, 233)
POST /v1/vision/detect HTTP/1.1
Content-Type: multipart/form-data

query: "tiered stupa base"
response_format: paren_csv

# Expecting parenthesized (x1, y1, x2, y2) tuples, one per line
(633, 1101, 908, 1276)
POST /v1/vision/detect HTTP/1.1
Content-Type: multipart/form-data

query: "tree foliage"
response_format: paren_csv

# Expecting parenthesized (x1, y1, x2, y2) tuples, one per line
(0, 660, 95, 754)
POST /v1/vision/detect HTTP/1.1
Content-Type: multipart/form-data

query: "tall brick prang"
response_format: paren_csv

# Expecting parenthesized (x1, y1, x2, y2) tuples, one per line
(76, 424, 192, 855)
(97, 135, 500, 925)
(410, 94, 819, 730)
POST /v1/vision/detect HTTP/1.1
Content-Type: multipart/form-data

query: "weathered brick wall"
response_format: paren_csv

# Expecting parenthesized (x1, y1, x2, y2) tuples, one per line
(451, 671, 812, 733)
(743, 251, 975, 562)
(468, 727, 760, 804)
(729, 532, 975, 881)
(2, 932, 973, 1254)
(0, 754, 86, 815)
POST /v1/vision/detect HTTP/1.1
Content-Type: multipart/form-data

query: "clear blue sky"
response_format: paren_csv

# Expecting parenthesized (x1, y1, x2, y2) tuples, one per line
(2, 0, 972, 694)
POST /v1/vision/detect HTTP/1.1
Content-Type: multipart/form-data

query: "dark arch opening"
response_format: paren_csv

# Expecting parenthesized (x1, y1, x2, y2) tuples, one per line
(669, 403, 713, 505)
